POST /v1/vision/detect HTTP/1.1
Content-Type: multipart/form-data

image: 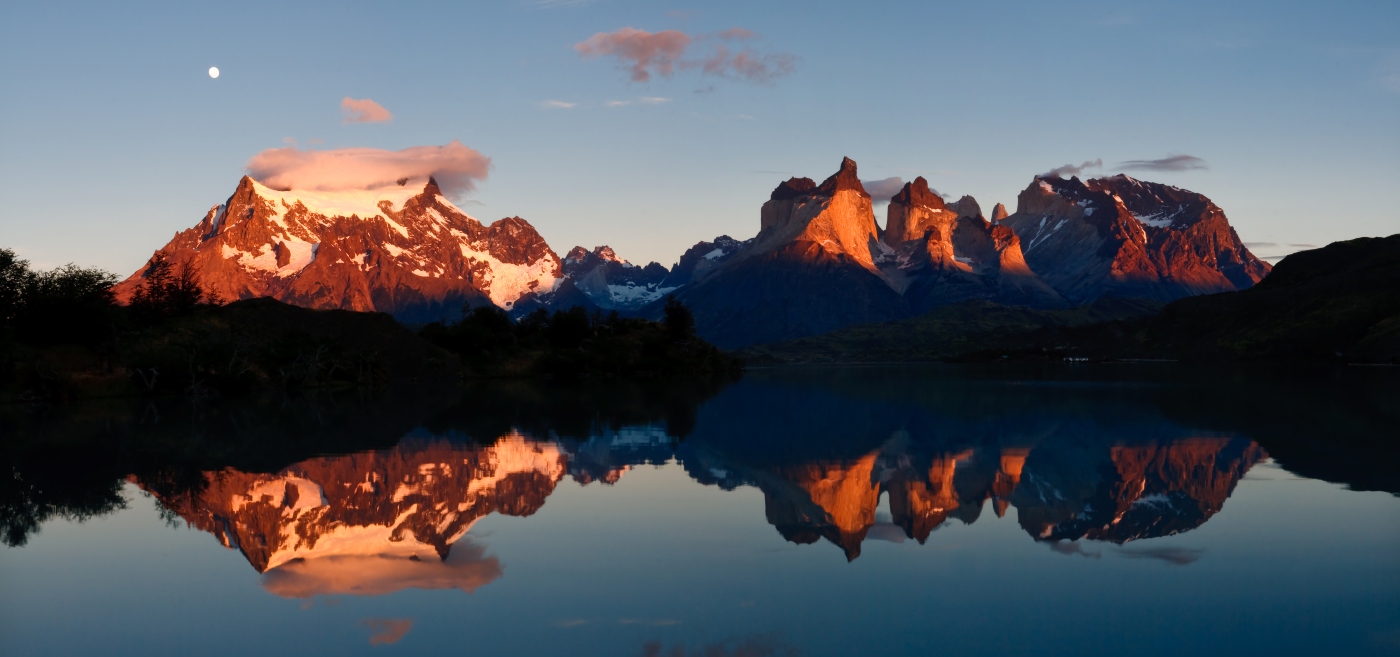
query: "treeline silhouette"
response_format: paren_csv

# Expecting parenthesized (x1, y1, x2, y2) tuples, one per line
(2, 248, 739, 402)
(420, 296, 739, 378)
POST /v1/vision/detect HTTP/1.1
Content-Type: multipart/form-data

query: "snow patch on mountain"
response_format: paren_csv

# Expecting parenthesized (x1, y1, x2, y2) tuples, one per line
(249, 179, 427, 223)
(460, 243, 561, 308)
(608, 283, 678, 305)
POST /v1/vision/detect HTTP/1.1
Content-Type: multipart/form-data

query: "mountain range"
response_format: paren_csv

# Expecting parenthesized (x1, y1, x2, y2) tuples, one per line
(116, 158, 1270, 348)
(741, 234, 1399, 364)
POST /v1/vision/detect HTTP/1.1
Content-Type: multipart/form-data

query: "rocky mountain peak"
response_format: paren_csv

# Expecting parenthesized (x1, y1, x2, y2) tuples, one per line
(564, 246, 591, 263)
(890, 176, 946, 210)
(814, 157, 869, 197)
(113, 175, 563, 321)
(948, 195, 983, 219)
(1002, 174, 1270, 303)
(422, 176, 444, 197)
(594, 245, 621, 263)
(770, 177, 818, 201)
(991, 203, 1009, 223)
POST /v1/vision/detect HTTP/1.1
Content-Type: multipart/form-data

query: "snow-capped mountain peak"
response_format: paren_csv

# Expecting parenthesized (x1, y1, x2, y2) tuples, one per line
(114, 176, 562, 321)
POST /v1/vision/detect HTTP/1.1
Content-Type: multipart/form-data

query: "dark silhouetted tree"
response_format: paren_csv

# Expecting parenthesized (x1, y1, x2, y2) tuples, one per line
(130, 253, 212, 319)
(1, 247, 118, 344)
(663, 295, 695, 343)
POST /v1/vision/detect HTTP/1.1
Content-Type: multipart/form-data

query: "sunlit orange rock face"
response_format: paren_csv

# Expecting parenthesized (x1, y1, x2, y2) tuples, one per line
(140, 434, 611, 597)
(731, 444, 1035, 558)
(885, 178, 1063, 309)
(111, 177, 561, 323)
(755, 157, 881, 270)
(884, 450, 973, 543)
(761, 453, 883, 561)
(1001, 175, 1270, 303)
(711, 436, 1263, 559)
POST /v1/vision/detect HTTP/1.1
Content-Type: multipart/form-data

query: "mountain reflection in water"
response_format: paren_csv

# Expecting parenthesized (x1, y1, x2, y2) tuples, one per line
(147, 427, 1263, 591)
(5, 364, 1394, 582)
(67, 363, 1387, 594)
(4, 364, 1399, 657)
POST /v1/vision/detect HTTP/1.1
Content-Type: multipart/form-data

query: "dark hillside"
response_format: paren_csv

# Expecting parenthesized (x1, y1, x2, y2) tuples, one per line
(739, 235, 1400, 365)
(1138, 234, 1400, 362)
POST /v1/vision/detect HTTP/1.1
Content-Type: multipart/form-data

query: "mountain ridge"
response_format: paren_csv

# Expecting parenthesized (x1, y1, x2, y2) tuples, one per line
(116, 160, 1273, 348)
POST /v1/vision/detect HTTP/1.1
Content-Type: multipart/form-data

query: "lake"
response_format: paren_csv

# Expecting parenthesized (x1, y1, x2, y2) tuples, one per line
(3, 364, 1398, 656)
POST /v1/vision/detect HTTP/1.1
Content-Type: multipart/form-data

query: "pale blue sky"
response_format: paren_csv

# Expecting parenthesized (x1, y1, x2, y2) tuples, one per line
(2, 0, 1397, 274)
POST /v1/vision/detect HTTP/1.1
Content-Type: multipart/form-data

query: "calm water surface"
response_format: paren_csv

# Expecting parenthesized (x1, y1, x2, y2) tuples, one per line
(3, 365, 1398, 656)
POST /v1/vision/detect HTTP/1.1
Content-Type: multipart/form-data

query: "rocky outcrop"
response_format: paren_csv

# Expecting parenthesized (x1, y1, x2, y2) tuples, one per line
(112, 177, 562, 323)
(990, 203, 1009, 223)
(1000, 175, 1270, 303)
(665, 160, 1093, 348)
(883, 176, 956, 246)
(552, 245, 671, 311)
(660, 235, 744, 288)
(671, 158, 908, 348)
(750, 157, 882, 269)
(882, 177, 1064, 311)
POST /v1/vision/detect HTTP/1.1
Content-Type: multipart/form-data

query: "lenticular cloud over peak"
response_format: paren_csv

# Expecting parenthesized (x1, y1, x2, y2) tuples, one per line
(245, 141, 491, 197)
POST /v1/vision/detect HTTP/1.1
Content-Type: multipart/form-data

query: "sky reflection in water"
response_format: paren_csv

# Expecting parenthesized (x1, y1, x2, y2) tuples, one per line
(2, 365, 1399, 656)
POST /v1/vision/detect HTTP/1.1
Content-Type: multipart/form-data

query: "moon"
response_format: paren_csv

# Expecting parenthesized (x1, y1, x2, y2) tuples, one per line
(208, 67, 220, 79)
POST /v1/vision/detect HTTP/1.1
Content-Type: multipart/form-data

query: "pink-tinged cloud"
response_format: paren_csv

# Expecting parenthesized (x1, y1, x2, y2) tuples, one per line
(260, 544, 504, 598)
(575, 27, 692, 82)
(575, 27, 797, 84)
(340, 97, 393, 124)
(359, 618, 413, 646)
(245, 140, 491, 197)
(701, 47, 797, 84)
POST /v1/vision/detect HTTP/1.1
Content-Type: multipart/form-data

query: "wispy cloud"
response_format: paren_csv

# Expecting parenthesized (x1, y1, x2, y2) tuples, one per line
(261, 540, 503, 597)
(1118, 155, 1209, 172)
(575, 27, 797, 85)
(717, 27, 756, 40)
(1042, 159, 1103, 178)
(245, 141, 490, 197)
(1117, 546, 1204, 565)
(575, 28, 692, 82)
(602, 97, 670, 108)
(359, 618, 413, 646)
(340, 97, 393, 124)
(862, 177, 905, 202)
(540, 99, 578, 109)
(1048, 540, 1102, 559)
